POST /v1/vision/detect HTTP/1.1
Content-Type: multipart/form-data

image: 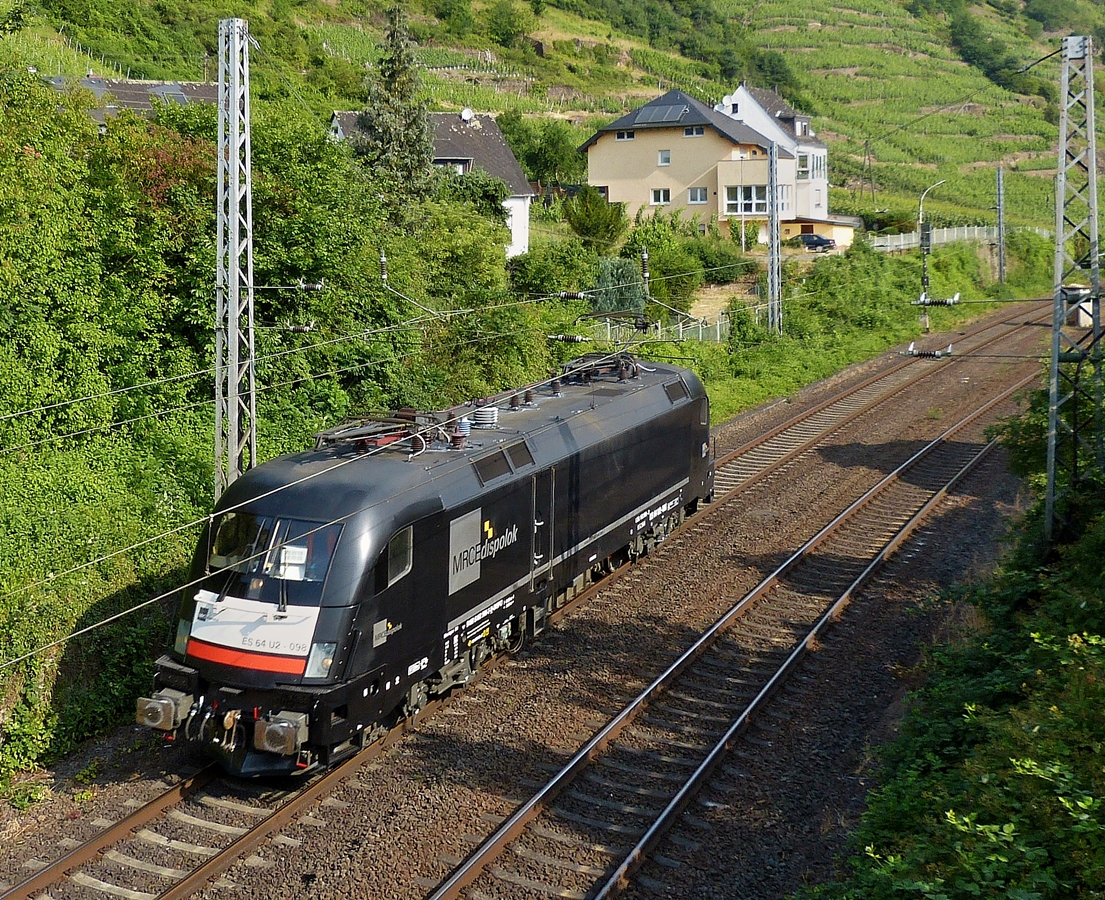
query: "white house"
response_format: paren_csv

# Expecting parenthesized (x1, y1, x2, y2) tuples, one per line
(331, 109, 534, 257)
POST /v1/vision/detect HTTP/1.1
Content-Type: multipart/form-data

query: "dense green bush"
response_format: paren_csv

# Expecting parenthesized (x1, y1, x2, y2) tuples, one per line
(805, 502, 1105, 899)
(0, 70, 585, 785)
(508, 238, 599, 297)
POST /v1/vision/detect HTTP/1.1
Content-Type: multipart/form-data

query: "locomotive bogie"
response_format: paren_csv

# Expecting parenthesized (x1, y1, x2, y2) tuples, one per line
(140, 355, 714, 776)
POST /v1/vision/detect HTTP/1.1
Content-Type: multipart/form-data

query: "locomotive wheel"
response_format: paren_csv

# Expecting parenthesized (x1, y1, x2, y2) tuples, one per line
(359, 719, 392, 748)
(470, 641, 492, 672)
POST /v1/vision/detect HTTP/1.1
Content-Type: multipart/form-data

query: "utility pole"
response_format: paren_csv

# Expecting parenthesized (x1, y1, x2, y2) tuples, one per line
(917, 179, 944, 303)
(1047, 34, 1103, 541)
(767, 141, 781, 334)
(996, 166, 1006, 284)
(214, 18, 257, 499)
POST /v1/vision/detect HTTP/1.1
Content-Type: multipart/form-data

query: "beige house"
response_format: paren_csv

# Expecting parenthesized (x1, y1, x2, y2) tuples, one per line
(582, 89, 852, 247)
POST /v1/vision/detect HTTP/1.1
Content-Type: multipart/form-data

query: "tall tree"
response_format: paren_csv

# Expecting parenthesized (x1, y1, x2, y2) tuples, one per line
(353, 6, 434, 203)
(564, 185, 628, 252)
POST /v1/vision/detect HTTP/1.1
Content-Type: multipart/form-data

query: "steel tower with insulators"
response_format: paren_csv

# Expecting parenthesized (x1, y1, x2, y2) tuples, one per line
(215, 17, 257, 499)
(1047, 34, 1103, 541)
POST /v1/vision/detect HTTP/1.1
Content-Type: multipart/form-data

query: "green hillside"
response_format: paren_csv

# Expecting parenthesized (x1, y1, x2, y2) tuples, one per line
(0, 0, 1095, 226)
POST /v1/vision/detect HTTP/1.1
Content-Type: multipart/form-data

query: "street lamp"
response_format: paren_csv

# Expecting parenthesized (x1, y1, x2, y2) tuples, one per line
(918, 180, 945, 302)
(918, 179, 945, 227)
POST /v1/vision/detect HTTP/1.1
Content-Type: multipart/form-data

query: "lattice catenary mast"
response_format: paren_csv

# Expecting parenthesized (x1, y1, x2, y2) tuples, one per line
(1047, 35, 1103, 541)
(214, 17, 257, 499)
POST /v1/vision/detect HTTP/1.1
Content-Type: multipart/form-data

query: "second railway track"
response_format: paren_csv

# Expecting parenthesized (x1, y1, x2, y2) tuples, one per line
(0, 304, 1049, 900)
(425, 371, 1036, 900)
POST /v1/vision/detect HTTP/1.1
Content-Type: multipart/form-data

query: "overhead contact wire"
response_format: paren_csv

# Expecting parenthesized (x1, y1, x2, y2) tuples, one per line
(0, 348, 636, 671)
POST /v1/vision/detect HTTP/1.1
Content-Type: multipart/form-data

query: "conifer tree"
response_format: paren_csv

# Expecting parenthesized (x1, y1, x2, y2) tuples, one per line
(354, 6, 434, 202)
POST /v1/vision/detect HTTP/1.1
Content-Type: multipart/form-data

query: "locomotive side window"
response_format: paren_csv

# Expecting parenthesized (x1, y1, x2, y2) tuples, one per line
(506, 441, 534, 469)
(700, 397, 709, 425)
(474, 450, 511, 484)
(664, 379, 689, 402)
(209, 513, 341, 584)
(378, 525, 413, 591)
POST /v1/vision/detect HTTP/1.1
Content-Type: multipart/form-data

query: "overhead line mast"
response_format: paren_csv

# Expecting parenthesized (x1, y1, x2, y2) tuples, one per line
(215, 17, 257, 500)
(1046, 35, 1103, 541)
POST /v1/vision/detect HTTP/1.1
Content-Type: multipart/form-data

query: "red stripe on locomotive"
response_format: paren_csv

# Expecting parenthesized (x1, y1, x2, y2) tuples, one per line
(186, 638, 307, 675)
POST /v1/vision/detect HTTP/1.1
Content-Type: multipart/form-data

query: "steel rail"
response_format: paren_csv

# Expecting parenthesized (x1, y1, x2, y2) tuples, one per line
(1, 310, 1045, 900)
(709, 305, 1050, 489)
(0, 765, 219, 900)
(592, 373, 1037, 898)
(427, 370, 1036, 900)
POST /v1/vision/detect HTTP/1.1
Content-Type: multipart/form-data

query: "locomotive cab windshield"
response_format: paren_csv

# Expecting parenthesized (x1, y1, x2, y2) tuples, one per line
(206, 512, 342, 604)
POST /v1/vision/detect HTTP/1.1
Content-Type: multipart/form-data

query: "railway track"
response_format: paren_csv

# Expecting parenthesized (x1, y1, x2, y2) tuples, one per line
(425, 370, 1037, 900)
(0, 306, 1046, 900)
(710, 303, 1047, 497)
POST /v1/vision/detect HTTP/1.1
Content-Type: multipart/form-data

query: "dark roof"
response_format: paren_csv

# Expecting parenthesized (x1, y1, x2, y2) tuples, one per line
(429, 112, 531, 195)
(331, 111, 360, 141)
(745, 86, 797, 121)
(580, 89, 790, 157)
(45, 76, 218, 112)
(330, 110, 533, 197)
(743, 85, 825, 148)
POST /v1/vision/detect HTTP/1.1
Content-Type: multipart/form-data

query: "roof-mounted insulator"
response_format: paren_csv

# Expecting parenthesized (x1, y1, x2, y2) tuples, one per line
(903, 342, 953, 358)
(380, 251, 388, 283)
(550, 377, 562, 395)
(547, 334, 589, 342)
(912, 291, 960, 306)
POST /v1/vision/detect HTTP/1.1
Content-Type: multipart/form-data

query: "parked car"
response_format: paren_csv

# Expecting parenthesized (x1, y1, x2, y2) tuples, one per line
(792, 233, 836, 252)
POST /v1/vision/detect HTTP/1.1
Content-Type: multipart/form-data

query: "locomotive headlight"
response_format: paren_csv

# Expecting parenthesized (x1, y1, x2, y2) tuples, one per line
(304, 642, 337, 678)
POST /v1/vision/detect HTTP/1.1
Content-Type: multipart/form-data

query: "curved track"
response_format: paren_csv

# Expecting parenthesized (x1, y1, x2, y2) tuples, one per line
(423, 370, 1035, 900)
(0, 306, 1047, 900)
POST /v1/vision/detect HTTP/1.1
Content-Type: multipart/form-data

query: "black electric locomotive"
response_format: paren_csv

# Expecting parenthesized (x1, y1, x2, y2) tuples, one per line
(137, 353, 714, 775)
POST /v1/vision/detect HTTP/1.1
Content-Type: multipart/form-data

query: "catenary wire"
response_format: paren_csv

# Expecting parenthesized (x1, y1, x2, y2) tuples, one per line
(0, 255, 751, 429)
(0, 345, 646, 671)
(0, 328, 526, 611)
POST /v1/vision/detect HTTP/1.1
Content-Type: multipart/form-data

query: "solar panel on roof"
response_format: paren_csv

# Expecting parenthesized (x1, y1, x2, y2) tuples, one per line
(634, 104, 688, 124)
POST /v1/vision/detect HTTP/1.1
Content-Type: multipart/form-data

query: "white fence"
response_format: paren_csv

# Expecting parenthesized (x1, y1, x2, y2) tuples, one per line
(869, 226, 1050, 252)
(589, 313, 732, 344)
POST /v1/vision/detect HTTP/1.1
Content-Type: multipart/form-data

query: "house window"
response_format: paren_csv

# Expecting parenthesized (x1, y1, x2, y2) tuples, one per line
(797, 154, 810, 180)
(688, 187, 708, 204)
(651, 188, 671, 205)
(616, 130, 635, 141)
(797, 121, 808, 136)
(683, 125, 705, 137)
(813, 153, 826, 180)
(658, 149, 671, 166)
(725, 185, 767, 215)
(814, 188, 823, 208)
(778, 183, 791, 213)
